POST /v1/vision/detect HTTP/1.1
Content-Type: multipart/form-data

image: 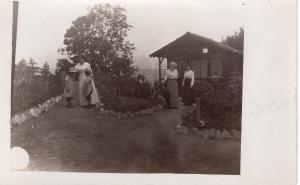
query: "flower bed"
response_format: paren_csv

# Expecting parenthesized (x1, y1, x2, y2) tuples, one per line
(176, 78, 242, 139)
(99, 96, 164, 118)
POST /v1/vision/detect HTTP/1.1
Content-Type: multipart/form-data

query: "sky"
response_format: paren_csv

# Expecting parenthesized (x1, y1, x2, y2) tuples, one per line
(1, 0, 245, 71)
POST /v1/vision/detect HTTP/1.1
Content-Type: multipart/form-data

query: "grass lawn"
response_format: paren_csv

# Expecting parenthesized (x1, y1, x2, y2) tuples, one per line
(11, 97, 240, 174)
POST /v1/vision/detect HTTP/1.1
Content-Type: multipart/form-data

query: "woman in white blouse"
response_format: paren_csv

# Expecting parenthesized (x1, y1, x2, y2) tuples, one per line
(74, 58, 99, 108)
(182, 65, 195, 106)
(164, 61, 179, 109)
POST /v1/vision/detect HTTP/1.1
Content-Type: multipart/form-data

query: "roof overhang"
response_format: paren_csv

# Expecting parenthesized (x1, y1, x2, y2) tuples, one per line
(149, 32, 243, 58)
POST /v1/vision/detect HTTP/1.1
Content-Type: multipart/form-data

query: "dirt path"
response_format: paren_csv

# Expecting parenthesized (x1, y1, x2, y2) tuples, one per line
(11, 101, 240, 174)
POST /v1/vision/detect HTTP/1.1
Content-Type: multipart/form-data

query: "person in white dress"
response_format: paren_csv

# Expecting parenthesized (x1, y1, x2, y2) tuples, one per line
(164, 61, 179, 108)
(74, 59, 99, 108)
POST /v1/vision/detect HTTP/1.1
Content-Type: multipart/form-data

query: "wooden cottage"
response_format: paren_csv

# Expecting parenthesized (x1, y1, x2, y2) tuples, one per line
(150, 32, 243, 83)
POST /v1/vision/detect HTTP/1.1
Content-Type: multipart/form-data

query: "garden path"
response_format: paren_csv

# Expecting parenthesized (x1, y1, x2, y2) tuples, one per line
(11, 100, 240, 174)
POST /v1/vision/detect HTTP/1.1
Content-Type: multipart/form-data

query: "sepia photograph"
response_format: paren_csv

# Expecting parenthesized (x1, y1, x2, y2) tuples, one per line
(0, 0, 297, 184)
(9, 0, 243, 175)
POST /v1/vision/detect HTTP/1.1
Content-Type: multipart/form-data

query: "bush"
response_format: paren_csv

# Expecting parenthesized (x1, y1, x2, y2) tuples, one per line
(193, 79, 214, 98)
(135, 79, 153, 98)
(12, 64, 63, 115)
(119, 75, 153, 98)
(102, 96, 164, 113)
(94, 72, 153, 102)
(183, 78, 242, 130)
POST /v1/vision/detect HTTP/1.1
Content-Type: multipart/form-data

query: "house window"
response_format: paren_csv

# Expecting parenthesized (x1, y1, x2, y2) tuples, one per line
(202, 48, 208, 54)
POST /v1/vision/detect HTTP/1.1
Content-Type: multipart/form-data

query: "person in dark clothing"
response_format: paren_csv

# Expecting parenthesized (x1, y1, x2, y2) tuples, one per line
(182, 65, 195, 106)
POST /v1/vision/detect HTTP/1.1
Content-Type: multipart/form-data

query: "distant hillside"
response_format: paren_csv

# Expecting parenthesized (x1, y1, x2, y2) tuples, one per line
(137, 68, 159, 83)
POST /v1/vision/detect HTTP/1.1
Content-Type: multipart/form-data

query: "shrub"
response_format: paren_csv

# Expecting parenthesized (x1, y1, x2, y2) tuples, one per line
(193, 79, 214, 98)
(135, 79, 153, 98)
(102, 96, 164, 113)
(94, 72, 153, 101)
(12, 63, 63, 115)
(183, 78, 242, 130)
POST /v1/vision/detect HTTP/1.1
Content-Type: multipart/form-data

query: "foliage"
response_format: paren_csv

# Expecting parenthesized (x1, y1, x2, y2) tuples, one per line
(182, 79, 242, 130)
(221, 27, 244, 51)
(56, 58, 74, 72)
(12, 59, 63, 115)
(136, 79, 153, 98)
(153, 80, 164, 96)
(119, 74, 153, 98)
(58, 3, 135, 73)
(102, 96, 164, 113)
(29, 57, 37, 67)
(41, 62, 50, 75)
(94, 72, 153, 108)
(58, 3, 138, 98)
(193, 80, 214, 98)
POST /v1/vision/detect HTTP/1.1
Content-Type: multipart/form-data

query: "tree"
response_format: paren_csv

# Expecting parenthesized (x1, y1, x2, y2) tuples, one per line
(27, 57, 40, 75)
(29, 57, 36, 67)
(17, 58, 27, 67)
(56, 58, 74, 72)
(41, 62, 50, 76)
(109, 56, 138, 99)
(58, 3, 135, 73)
(14, 58, 35, 91)
(221, 27, 244, 51)
(41, 62, 51, 91)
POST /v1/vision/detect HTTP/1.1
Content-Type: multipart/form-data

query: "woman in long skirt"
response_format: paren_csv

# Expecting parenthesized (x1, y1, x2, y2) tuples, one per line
(74, 59, 99, 108)
(164, 61, 179, 109)
(182, 65, 195, 106)
(63, 68, 76, 108)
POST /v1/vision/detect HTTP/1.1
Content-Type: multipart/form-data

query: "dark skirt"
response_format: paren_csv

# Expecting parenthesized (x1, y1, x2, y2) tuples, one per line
(183, 78, 194, 106)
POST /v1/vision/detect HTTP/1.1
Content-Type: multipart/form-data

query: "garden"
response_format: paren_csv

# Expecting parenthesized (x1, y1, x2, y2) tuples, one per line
(185, 78, 242, 129)
(10, 3, 242, 174)
(12, 59, 63, 115)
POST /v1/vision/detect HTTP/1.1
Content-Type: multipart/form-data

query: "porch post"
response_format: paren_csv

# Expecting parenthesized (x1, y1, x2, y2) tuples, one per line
(207, 48, 211, 77)
(158, 57, 162, 84)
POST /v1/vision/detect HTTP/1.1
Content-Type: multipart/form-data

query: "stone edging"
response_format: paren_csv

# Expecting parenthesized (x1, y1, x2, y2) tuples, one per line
(98, 104, 164, 119)
(11, 95, 63, 127)
(176, 125, 241, 139)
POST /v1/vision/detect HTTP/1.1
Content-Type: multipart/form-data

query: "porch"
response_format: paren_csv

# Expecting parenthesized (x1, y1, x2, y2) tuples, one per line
(150, 32, 243, 83)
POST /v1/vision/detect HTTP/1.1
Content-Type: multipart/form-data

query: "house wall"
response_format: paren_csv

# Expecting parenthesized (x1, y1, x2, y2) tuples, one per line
(210, 49, 224, 77)
(224, 53, 243, 77)
(164, 48, 243, 81)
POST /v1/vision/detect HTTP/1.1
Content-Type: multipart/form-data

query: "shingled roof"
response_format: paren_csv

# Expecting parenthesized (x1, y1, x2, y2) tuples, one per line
(149, 32, 243, 58)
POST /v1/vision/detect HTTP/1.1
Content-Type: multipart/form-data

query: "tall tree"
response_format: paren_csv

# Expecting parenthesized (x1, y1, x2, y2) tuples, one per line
(41, 62, 51, 91)
(41, 62, 50, 76)
(29, 57, 36, 67)
(221, 27, 244, 51)
(14, 58, 33, 86)
(17, 58, 27, 67)
(58, 3, 135, 74)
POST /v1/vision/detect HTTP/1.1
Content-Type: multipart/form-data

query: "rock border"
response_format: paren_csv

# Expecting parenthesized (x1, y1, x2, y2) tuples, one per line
(176, 123, 241, 139)
(98, 104, 164, 119)
(11, 95, 63, 127)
